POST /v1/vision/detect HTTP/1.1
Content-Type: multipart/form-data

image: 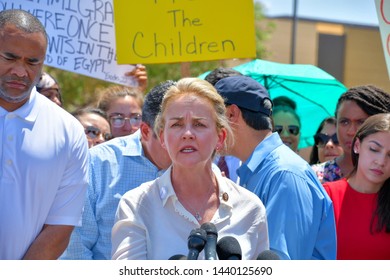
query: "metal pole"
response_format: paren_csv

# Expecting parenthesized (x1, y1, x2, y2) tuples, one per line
(291, 0, 298, 64)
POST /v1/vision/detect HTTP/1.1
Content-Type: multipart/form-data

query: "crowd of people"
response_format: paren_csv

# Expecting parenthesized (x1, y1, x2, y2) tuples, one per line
(1, 9, 390, 260)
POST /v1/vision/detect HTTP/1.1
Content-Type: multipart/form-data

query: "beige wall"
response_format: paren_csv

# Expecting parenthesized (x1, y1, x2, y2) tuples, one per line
(263, 19, 293, 63)
(295, 21, 317, 64)
(343, 26, 390, 91)
(263, 19, 317, 64)
(261, 18, 390, 92)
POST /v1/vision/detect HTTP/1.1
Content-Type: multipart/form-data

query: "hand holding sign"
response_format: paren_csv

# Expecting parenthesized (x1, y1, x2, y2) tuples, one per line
(125, 64, 148, 92)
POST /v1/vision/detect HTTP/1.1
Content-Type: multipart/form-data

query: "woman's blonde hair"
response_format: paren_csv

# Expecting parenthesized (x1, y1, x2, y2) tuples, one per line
(154, 77, 234, 155)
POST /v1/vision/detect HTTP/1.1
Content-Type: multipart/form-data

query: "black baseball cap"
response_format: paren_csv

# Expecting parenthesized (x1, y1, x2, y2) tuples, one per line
(215, 76, 272, 116)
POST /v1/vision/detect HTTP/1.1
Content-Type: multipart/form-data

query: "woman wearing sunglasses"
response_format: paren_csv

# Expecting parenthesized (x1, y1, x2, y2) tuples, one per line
(272, 96, 301, 154)
(72, 107, 112, 148)
(312, 85, 390, 183)
(309, 117, 344, 165)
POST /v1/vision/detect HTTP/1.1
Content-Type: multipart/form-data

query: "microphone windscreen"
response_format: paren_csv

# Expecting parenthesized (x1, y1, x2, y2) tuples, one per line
(216, 236, 242, 260)
(188, 228, 208, 250)
(168, 254, 187, 260)
(200, 222, 218, 260)
(256, 250, 280, 260)
(201, 222, 218, 236)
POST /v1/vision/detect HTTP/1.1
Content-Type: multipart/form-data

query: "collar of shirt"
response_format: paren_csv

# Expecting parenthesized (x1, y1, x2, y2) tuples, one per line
(120, 130, 164, 175)
(0, 88, 40, 123)
(238, 132, 283, 186)
(157, 166, 234, 216)
(89, 129, 143, 159)
(245, 132, 283, 172)
(121, 129, 143, 157)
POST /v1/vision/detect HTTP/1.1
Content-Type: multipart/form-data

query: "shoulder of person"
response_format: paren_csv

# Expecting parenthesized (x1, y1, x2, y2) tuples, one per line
(221, 176, 265, 207)
(322, 178, 347, 193)
(89, 134, 135, 158)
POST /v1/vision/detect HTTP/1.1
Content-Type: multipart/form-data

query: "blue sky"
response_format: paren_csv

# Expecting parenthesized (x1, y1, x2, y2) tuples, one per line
(256, 0, 379, 26)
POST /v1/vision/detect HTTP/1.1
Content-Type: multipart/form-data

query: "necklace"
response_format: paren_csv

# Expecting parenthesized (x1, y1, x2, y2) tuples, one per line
(180, 183, 216, 222)
(194, 212, 202, 222)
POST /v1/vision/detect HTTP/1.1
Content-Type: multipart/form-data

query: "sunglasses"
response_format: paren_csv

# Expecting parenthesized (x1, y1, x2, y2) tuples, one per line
(109, 113, 142, 128)
(314, 133, 339, 148)
(274, 125, 300, 136)
(85, 126, 113, 141)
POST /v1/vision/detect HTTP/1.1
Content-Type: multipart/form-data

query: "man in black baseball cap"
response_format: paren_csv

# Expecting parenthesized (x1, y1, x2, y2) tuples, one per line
(214, 75, 337, 260)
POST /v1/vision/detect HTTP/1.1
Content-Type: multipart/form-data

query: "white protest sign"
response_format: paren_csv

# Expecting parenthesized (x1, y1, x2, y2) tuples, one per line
(0, 0, 137, 86)
(375, 0, 390, 79)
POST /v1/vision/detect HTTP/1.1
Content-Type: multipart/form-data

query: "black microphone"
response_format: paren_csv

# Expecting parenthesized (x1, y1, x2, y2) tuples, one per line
(201, 222, 218, 260)
(168, 254, 187, 260)
(256, 250, 281, 260)
(187, 228, 207, 260)
(216, 236, 242, 260)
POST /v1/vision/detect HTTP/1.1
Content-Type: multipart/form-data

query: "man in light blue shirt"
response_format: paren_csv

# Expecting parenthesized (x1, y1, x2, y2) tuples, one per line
(61, 81, 175, 259)
(214, 76, 337, 260)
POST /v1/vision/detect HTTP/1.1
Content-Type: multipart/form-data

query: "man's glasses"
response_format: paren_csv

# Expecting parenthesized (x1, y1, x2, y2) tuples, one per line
(109, 113, 142, 128)
(274, 125, 300, 136)
(314, 133, 339, 148)
(85, 126, 112, 141)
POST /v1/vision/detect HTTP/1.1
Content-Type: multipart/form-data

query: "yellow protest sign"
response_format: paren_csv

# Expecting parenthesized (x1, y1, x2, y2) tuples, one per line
(113, 0, 255, 64)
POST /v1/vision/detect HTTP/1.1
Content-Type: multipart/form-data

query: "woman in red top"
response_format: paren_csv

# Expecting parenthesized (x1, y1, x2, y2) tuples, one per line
(323, 113, 390, 259)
